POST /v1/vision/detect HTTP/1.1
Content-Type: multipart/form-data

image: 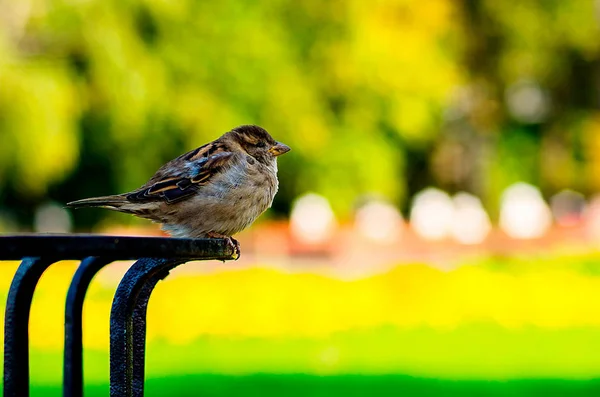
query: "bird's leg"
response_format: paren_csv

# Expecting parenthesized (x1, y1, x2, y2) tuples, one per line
(207, 231, 229, 239)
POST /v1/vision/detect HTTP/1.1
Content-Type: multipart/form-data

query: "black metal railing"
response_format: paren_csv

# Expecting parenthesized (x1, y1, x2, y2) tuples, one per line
(0, 235, 240, 397)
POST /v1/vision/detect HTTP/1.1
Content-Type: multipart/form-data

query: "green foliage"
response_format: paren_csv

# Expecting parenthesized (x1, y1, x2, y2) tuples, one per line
(0, 0, 599, 226)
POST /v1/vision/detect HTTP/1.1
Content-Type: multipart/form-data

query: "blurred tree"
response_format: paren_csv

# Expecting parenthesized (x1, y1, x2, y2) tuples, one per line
(0, 0, 599, 229)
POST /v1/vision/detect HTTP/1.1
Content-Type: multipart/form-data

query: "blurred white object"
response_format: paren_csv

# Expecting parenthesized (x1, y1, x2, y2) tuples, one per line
(290, 193, 336, 244)
(410, 188, 453, 240)
(451, 192, 491, 244)
(505, 79, 550, 124)
(35, 202, 73, 233)
(354, 199, 403, 243)
(499, 183, 552, 239)
(550, 189, 586, 227)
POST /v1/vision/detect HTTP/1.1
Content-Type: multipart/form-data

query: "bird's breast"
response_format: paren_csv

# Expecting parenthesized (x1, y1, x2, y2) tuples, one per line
(181, 159, 278, 236)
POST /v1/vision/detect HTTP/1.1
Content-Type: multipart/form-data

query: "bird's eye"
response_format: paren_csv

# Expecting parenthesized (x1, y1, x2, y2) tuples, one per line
(255, 141, 266, 148)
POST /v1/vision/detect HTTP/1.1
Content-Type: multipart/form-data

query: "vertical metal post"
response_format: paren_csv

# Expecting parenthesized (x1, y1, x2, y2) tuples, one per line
(4, 257, 56, 397)
(110, 258, 183, 397)
(64, 257, 114, 397)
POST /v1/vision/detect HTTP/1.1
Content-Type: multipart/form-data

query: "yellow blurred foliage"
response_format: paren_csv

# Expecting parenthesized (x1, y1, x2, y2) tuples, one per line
(22, 260, 599, 350)
(0, 255, 596, 352)
(146, 264, 600, 343)
(0, 64, 80, 194)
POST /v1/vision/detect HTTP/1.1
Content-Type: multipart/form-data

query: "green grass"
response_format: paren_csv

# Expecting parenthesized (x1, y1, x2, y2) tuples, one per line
(25, 323, 600, 396)
(143, 324, 600, 379)
(20, 251, 600, 395)
(30, 374, 600, 397)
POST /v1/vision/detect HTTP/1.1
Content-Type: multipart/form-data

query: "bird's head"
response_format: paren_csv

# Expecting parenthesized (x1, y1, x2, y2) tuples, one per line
(225, 125, 291, 163)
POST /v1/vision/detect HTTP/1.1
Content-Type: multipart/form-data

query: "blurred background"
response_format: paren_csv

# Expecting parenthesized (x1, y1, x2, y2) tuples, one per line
(2, 0, 600, 395)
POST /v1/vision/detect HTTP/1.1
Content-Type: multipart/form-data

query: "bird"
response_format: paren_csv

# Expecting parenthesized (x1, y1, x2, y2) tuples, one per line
(67, 125, 290, 249)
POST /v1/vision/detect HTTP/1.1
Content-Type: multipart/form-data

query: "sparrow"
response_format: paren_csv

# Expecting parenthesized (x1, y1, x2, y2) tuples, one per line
(67, 125, 290, 246)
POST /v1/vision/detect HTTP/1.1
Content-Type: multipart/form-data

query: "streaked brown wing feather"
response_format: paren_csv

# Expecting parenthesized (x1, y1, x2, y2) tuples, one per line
(146, 141, 231, 184)
(127, 146, 235, 204)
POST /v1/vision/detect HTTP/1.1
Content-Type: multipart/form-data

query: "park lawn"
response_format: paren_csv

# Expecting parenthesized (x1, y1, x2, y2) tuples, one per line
(25, 323, 600, 396)
(4, 249, 600, 396)
(32, 375, 600, 397)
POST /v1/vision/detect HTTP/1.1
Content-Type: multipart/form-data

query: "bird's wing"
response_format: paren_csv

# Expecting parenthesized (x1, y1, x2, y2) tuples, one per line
(126, 146, 237, 204)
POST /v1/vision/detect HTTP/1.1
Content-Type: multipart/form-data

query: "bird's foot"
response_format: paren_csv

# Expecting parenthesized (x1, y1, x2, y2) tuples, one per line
(227, 237, 241, 260)
(207, 232, 240, 260)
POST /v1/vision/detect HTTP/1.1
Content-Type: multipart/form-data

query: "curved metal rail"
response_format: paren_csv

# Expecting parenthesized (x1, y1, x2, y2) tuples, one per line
(0, 235, 239, 397)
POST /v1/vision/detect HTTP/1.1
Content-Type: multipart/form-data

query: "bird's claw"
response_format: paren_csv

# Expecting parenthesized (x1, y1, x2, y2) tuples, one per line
(206, 232, 240, 260)
(226, 237, 241, 260)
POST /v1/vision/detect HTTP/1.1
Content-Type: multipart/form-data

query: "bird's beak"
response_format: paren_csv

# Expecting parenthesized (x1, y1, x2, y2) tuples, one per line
(269, 142, 291, 157)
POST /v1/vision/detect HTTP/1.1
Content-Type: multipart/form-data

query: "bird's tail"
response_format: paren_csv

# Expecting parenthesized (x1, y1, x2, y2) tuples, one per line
(66, 195, 128, 210)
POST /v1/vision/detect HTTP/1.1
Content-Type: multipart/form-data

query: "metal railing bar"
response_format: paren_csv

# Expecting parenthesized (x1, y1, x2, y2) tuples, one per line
(3, 257, 57, 397)
(110, 258, 184, 397)
(64, 256, 115, 397)
(109, 239, 238, 396)
(0, 236, 239, 397)
(131, 270, 174, 396)
(0, 235, 240, 261)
